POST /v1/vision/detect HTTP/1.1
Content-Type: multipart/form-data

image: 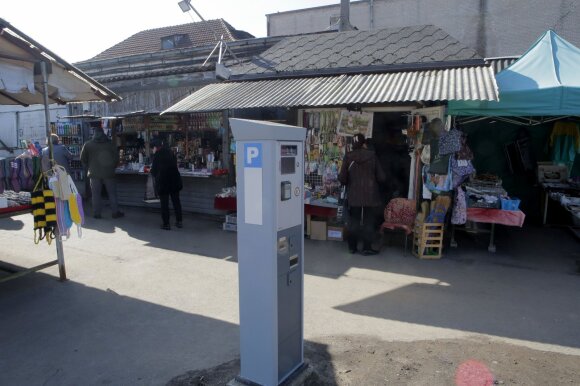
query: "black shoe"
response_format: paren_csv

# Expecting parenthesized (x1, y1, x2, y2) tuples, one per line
(362, 249, 379, 256)
(161, 224, 171, 230)
(93, 214, 102, 219)
(349, 248, 358, 254)
(175, 221, 183, 228)
(112, 211, 125, 219)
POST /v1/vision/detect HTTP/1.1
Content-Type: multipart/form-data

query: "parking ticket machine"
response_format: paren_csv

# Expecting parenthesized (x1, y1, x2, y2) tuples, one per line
(230, 119, 306, 386)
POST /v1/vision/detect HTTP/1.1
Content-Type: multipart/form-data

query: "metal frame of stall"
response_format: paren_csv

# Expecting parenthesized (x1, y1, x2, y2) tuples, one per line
(0, 18, 120, 283)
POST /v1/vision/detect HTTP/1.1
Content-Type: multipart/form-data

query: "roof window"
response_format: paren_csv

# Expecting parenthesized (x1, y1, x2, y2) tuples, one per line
(161, 34, 190, 50)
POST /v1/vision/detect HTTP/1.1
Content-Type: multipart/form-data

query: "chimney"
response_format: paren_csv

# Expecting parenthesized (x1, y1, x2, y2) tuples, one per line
(339, 0, 354, 31)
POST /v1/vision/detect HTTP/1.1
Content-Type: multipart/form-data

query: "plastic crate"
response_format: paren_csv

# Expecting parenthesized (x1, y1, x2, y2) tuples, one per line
(500, 198, 520, 211)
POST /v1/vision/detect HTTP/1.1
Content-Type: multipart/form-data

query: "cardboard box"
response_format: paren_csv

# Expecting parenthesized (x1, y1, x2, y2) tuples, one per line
(538, 164, 568, 183)
(225, 213, 237, 224)
(222, 222, 237, 232)
(310, 220, 327, 241)
(327, 226, 344, 241)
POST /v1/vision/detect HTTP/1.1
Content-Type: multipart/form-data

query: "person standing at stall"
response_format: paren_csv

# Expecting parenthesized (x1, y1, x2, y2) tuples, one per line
(339, 133, 386, 255)
(150, 141, 183, 230)
(80, 128, 124, 219)
(41, 134, 73, 173)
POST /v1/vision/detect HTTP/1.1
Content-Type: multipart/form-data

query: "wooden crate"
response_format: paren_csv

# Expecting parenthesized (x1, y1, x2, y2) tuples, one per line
(413, 222, 444, 259)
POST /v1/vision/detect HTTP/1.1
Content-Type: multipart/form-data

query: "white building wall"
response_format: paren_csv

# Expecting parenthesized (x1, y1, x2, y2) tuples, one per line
(266, 0, 580, 57)
(0, 104, 68, 158)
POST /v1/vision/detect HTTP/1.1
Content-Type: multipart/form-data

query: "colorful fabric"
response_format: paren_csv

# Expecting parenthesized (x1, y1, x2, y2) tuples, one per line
(466, 208, 525, 227)
(452, 187, 467, 225)
(55, 198, 72, 239)
(10, 159, 21, 192)
(550, 122, 579, 166)
(439, 129, 462, 155)
(381, 198, 416, 235)
(31, 175, 57, 245)
(457, 133, 474, 160)
(426, 196, 452, 223)
(451, 158, 476, 188)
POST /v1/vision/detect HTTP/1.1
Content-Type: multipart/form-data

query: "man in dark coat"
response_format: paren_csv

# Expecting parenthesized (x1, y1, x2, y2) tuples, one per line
(338, 133, 386, 255)
(80, 128, 124, 219)
(150, 142, 183, 230)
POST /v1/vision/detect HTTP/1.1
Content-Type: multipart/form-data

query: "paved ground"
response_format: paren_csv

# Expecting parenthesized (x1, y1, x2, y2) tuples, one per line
(1, 206, 579, 385)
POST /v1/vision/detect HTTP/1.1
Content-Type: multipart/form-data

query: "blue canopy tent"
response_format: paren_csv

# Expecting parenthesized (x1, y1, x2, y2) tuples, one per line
(448, 30, 580, 119)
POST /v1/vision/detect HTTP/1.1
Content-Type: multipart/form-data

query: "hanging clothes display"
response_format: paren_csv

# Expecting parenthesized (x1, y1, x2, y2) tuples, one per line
(451, 187, 467, 225)
(549, 121, 580, 168)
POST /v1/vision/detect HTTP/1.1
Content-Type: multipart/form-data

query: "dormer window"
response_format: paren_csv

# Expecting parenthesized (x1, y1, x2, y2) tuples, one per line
(161, 34, 190, 49)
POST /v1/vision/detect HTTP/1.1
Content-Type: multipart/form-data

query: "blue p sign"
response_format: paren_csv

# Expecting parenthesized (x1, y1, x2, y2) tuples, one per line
(244, 143, 262, 168)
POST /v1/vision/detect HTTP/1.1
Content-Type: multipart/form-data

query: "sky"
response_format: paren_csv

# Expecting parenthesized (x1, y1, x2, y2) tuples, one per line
(3, 0, 339, 63)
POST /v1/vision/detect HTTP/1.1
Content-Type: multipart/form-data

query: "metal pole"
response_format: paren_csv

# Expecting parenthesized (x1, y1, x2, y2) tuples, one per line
(369, 0, 375, 30)
(41, 60, 67, 281)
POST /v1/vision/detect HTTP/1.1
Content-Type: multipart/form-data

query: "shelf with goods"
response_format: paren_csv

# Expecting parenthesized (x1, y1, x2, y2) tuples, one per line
(50, 122, 84, 180)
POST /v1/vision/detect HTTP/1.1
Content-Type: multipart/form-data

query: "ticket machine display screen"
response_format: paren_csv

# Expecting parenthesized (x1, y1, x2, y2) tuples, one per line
(281, 145, 298, 156)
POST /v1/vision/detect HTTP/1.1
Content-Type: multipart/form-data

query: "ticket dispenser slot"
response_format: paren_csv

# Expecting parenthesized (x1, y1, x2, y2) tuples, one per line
(281, 182, 291, 201)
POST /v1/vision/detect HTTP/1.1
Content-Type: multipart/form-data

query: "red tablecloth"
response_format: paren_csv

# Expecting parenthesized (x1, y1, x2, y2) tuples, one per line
(213, 197, 337, 218)
(467, 208, 525, 227)
(0, 204, 32, 217)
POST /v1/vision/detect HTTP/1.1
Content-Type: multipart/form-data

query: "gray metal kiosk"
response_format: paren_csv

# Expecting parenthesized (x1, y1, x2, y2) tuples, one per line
(230, 119, 306, 386)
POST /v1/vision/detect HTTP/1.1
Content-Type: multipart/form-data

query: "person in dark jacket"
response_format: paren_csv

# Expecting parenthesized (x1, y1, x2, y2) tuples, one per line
(80, 128, 124, 219)
(41, 134, 73, 173)
(338, 133, 386, 255)
(150, 142, 183, 230)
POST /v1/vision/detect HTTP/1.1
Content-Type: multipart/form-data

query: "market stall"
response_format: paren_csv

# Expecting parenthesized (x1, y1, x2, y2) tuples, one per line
(0, 18, 119, 283)
(113, 112, 230, 215)
(448, 30, 580, 230)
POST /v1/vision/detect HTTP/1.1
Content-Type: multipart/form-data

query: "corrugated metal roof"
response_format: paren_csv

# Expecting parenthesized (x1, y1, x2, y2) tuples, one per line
(163, 66, 498, 113)
(485, 56, 519, 74)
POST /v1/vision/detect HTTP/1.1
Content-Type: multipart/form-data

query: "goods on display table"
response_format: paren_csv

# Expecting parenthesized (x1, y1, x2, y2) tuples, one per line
(115, 113, 228, 178)
(410, 116, 525, 255)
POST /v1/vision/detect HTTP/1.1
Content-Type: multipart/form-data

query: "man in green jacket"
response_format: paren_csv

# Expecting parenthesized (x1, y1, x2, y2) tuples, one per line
(80, 128, 124, 219)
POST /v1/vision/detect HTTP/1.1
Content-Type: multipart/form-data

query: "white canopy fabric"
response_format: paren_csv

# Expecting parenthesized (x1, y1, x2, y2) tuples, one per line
(0, 18, 120, 106)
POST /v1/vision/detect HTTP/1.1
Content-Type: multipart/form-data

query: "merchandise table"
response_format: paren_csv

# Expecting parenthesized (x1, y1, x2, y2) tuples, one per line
(541, 182, 580, 225)
(450, 208, 526, 253)
(212, 197, 338, 217)
(116, 170, 228, 215)
(0, 205, 67, 283)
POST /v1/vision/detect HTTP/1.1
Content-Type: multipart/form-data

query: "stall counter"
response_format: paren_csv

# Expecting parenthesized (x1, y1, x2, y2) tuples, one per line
(115, 169, 228, 215)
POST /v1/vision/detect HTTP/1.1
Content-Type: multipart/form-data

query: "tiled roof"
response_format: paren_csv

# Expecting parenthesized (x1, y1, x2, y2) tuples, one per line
(232, 25, 481, 77)
(91, 19, 253, 61)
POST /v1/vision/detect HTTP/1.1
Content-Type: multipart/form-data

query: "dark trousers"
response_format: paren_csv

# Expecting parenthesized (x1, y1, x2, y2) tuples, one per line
(90, 178, 119, 215)
(160, 191, 182, 226)
(347, 206, 376, 251)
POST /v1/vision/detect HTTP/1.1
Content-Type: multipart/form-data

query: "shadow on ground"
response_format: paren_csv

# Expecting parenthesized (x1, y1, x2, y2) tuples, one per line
(0, 270, 238, 385)
(0, 269, 337, 385)
(14, 205, 580, 351)
(0, 217, 24, 231)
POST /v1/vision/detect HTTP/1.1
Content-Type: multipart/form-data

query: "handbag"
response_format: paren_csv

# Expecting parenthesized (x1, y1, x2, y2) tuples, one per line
(144, 173, 160, 203)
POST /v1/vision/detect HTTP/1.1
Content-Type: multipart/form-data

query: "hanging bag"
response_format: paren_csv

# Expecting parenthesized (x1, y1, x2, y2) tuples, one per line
(67, 175, 84, 237)
(144, 173, 160, 203)
(55, 198, 72, 239)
